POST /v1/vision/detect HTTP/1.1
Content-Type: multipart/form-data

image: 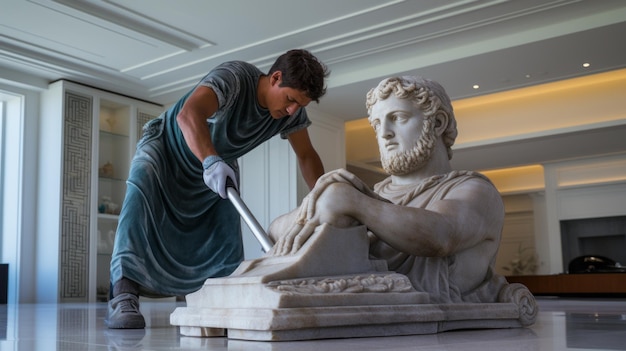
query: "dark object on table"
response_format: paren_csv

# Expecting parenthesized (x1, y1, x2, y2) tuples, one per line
(568, 255, 626, 273)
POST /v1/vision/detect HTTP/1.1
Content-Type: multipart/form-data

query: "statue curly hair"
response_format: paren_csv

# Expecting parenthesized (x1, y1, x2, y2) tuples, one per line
(366, 76, 458, 160)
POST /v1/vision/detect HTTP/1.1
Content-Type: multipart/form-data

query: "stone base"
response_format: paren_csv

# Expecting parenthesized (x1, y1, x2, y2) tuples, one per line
(170, 224, 537, 341)
(172, 302, 526, 341)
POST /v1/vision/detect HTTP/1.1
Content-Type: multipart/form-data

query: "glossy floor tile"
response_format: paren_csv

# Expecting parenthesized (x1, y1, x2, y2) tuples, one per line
(1, 296, 625, 350)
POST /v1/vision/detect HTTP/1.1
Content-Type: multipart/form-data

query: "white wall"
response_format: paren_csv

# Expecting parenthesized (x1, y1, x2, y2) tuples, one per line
(297, 108, 346, 201)
(36, 83, 68, 303)
(496, 194, 539, 276)
(497, 153, 626, 275)
(539, 153, 626, 274)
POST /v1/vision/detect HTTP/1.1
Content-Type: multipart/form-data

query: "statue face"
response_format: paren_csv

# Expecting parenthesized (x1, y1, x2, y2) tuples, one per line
(369, 94, 435, 175)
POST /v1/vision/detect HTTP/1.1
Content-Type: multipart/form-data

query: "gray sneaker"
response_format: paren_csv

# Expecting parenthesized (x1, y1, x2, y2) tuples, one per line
(105, 293, 146, 329)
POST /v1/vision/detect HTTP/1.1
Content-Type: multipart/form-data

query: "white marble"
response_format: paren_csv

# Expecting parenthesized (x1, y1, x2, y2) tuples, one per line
(171, 223, 536, 341)
(1, 297, 625, 350)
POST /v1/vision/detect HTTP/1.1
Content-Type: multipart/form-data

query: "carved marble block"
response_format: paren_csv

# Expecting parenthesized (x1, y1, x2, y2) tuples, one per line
(170, 223, 537, 341)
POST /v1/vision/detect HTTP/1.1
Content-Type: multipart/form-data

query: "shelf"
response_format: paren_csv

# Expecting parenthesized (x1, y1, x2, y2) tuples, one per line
(99, 176, 126, 183)
(99, 130, 129, 139)
(98, 213, 119, 221)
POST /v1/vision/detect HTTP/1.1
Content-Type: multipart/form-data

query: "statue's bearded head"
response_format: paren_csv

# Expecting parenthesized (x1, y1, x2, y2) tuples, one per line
(379, 117, 436, 175)
(366, 76, 458, 176)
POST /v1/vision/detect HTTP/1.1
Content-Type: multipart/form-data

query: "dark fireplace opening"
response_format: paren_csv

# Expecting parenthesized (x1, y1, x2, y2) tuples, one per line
(560, 215, 626, 273)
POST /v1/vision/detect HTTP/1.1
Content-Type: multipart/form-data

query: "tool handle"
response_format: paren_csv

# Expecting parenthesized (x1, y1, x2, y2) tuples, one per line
(226, 187, 274, 253)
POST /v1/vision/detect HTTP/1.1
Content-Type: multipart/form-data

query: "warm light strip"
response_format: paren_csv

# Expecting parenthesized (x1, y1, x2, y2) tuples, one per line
(453, 67, 626, 109)
(347, 67, 626, 134)
(346, 68, 626, 194)
(480, 165, 545, 194)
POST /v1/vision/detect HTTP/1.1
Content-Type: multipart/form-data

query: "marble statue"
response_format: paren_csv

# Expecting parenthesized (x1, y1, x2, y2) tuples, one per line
(170, 76, 537, 341)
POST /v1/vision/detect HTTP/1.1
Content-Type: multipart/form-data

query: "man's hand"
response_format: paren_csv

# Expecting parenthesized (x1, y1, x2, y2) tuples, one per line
(202, 156, 238, 199)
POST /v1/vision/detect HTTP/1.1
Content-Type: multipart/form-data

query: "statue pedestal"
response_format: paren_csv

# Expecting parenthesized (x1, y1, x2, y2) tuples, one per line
(170, 224, 536, 341)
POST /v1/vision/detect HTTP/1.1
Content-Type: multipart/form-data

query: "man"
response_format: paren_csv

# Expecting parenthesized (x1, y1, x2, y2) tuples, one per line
(269, 76, 507, 304)
(106, 49, 329, 329)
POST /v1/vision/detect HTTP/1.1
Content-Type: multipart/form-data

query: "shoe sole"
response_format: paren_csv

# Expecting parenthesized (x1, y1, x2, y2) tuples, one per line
(105, 318, 146, 329)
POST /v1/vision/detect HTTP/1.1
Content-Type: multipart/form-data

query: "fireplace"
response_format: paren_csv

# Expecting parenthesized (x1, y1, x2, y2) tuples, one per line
(560, 216, 626, 273)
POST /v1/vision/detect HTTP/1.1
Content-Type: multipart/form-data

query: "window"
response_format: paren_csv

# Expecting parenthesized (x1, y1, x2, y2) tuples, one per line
(0, 90, 24, 303)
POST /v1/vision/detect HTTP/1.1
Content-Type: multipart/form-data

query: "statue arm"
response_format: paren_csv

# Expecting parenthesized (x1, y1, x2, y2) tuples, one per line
(268, 171, 503, 258)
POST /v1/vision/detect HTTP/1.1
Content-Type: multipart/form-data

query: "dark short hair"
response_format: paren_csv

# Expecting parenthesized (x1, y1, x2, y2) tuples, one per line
(268, 49, 330, 103)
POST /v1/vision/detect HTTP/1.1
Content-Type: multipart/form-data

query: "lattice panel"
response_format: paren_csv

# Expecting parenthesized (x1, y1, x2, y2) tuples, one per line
(60, 92, 93, 300)
(137, 110, 159, 141)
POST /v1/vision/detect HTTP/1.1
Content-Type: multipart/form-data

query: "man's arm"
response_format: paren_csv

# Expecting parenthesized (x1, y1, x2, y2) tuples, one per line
(287, 128, 324, 189)
(176, 85, 220, 162)
(177, 85, 238, 197)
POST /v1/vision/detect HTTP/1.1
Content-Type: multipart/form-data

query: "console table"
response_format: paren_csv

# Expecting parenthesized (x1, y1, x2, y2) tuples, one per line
(506, 274, 626, 295)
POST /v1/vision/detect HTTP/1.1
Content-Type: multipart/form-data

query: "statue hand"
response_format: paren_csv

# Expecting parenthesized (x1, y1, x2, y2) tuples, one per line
(304, 169, 386, 220)
(269, 220, 318, 256)
(269, 182, 361, 256)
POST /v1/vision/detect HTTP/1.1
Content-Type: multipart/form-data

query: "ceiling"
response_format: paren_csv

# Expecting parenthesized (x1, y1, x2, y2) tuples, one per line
(2, 0, 626, 177)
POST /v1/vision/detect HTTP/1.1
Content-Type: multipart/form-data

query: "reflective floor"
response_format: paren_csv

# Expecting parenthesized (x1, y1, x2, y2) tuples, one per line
(1, 297, 625, 350)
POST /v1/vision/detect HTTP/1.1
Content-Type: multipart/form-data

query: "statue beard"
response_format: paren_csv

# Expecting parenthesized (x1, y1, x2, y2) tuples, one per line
(380, 127, 436, 176)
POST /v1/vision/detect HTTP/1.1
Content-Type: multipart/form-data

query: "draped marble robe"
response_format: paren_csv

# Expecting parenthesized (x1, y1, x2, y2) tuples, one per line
(369, 171, 508, 304)
(110, 61, 311, 296)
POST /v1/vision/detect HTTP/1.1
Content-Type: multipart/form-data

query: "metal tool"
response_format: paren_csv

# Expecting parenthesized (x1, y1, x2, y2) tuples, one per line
(226, 187, 274, 253)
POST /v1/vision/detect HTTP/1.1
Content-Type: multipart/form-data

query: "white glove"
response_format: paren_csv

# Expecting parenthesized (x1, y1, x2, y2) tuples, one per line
(202, 156, 238, 199)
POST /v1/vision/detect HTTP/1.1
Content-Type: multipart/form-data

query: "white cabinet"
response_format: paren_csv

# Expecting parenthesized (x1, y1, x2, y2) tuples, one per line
(39, 80, 162, 302)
